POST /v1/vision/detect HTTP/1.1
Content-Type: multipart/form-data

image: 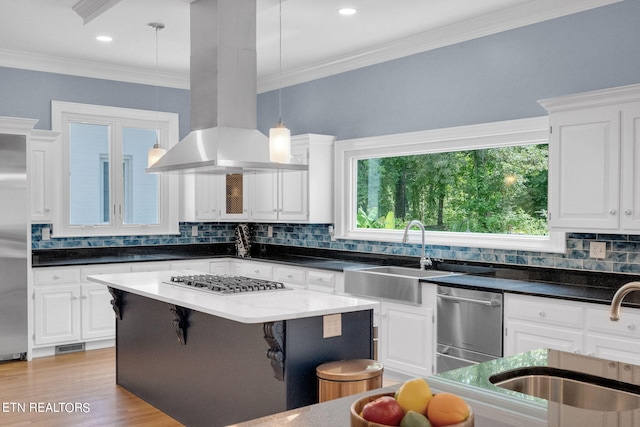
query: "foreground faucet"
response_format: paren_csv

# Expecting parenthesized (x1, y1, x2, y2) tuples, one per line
(610, 281, 640, 320)
(402, 220, 432, 270)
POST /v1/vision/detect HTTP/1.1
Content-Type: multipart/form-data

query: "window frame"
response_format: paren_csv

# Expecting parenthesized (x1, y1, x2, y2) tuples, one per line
(335, 116, 566, 253)
(52, 101, 179, 237)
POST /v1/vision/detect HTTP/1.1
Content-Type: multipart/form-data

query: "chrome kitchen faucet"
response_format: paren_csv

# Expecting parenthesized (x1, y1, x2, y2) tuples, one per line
(402, 220, 432, 270)
(610, 281, 640, 320)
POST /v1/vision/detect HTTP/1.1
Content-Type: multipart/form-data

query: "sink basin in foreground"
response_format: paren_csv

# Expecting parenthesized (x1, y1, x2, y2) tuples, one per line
(344, 266, 456, 304)
(490, 366, 640, 411)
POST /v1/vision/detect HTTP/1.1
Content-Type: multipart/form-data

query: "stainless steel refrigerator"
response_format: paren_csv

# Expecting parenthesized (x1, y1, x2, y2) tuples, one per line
(0, 133, 28, 361)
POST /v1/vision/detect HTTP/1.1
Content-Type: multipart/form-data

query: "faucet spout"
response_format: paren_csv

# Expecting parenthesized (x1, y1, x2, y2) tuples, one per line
(402, 220, 432, 270)
(610, 281, 640, 321)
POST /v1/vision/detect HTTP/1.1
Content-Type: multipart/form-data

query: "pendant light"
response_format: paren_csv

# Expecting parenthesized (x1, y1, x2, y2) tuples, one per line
(268, 0, 291, 163)
(147, 22, 167, 167)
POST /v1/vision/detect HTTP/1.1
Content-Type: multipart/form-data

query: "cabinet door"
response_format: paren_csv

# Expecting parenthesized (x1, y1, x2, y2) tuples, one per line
(504, 319, 583, 356)
(195, 174, 221, 221)
(585, 333, 640, 366)
(279, 146, 308, 221)
(34, 285, 80, 345)
(548, 106, 620, 230)
(248, 171, 278, 221)
(621, 105, 640, 231)
(379, 300, 434, 377)
(80, 284, 115, 340)
(30, 131, 60, 223)
(220, 173, 249, 220)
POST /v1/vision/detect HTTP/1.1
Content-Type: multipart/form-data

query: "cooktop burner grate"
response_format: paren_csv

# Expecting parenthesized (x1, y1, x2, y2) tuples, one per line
(166, 274, 289, 295)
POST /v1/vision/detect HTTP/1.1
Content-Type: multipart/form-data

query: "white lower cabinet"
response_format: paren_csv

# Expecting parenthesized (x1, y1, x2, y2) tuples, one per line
(80, 283, 116, 341)
(504, 294, 585, 356)
(34, 284, 81, 345)
(32, 264, 129, 356)
(33, 282, 114, 346)
(273, 265, 307, 289)
(505, 293, 640, 364)
(377, 284, 436, 378)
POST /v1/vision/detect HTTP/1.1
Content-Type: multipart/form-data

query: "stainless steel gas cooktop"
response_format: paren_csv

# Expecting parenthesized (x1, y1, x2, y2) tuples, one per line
(166, 273, 289, 295)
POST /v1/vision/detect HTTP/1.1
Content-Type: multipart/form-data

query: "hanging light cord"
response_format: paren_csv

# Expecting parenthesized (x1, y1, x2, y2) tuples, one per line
(277, 0, 283, 125)
(149, 22, 165, 146)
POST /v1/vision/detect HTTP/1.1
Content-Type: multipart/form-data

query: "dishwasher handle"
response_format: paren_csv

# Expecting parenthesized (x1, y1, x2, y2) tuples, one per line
(437, 293, 501, 307)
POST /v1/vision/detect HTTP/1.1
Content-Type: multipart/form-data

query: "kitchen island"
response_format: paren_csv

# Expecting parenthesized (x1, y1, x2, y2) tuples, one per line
(87, 270, 378, 427)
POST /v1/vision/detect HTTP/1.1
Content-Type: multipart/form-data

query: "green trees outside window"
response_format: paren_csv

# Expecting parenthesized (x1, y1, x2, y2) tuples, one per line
(356, 144, 548, 236)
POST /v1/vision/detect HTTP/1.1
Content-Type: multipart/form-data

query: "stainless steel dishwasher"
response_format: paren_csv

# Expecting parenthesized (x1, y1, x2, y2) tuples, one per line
(436, 285, 503, 373)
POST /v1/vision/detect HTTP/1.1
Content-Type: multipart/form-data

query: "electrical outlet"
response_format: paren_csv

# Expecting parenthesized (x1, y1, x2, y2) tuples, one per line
(42, 227, 50, 241)
(191, 225, 198, 237)
(267, 225, 273, 238)
(590, 241, 606, 259)
(323, 313, 342, 338)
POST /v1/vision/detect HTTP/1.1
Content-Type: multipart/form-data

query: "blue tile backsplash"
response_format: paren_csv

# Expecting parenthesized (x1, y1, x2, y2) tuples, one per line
(31, 223, 640, 275)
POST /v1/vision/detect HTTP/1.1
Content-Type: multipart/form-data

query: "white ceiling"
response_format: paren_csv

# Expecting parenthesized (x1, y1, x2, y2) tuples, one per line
(0, 0, 619, 92)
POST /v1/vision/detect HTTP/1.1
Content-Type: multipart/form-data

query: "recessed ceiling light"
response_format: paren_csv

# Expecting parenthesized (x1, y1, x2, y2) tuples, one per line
(338, 8, 357, 16)
(95, 35, 113, 42)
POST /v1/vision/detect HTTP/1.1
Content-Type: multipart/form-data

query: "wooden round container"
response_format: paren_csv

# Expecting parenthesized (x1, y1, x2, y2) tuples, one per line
(350, 392, 474, 427)
(317, 359, 384, 402)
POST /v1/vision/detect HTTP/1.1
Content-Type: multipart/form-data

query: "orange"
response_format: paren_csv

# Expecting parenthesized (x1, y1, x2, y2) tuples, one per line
(426, 393, 469, 426)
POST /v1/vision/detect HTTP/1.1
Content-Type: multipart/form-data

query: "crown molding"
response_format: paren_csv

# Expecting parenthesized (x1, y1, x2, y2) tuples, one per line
(257, 0, 622, 93)
(0, 48, 189, 89)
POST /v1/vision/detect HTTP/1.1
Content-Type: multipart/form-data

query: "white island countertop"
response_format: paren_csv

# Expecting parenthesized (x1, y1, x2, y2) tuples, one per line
(87, 270, 379, 324)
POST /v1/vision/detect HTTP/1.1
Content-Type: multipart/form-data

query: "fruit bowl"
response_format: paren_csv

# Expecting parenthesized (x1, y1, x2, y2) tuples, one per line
(350, 393, 474, 427)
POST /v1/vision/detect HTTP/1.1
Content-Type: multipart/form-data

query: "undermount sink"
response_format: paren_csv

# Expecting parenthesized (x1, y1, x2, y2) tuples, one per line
(344, 266, 456, 304)
(490, 367, 640, 411)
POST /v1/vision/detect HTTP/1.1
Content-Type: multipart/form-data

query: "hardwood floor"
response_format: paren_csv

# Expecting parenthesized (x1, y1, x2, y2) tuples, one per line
(0, 348, 182, 427)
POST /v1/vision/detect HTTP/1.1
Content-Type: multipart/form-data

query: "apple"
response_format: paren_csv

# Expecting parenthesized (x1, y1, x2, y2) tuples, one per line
(362, 396, 405, 426)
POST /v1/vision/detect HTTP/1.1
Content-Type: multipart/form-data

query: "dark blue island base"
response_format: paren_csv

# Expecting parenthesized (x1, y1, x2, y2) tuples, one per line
(114, 291, 374, 427)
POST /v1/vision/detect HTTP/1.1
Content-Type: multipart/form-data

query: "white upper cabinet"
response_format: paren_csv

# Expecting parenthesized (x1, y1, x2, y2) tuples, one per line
(249, 134, 334, 223)
(30, 130, 61, 223)
(540, 84, 640, 232)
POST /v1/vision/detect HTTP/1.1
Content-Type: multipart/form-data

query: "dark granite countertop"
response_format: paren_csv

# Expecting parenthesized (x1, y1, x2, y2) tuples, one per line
(32, 243, 640, 307)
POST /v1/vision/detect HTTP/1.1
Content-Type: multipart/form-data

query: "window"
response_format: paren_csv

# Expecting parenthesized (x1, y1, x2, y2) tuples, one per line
(52, 101, 179, 237)
(335, 117, 566, 252)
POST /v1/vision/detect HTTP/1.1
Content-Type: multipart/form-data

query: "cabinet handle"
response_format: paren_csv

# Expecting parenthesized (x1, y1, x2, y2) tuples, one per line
(609, 209, 617, 215)
(82, 295, 88, 300)
(625, 209, 632, 216)
(44, 208, 50, 213)
(53, 275, 59, 280)
(628, 323, 636, 331)
(287, 274, 293, 278)
(71, 296, 78, 301)
(538, 311, 546, 318)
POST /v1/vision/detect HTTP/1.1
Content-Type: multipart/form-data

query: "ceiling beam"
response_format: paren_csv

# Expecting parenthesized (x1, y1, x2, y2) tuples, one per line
(72, 0, 123, 24)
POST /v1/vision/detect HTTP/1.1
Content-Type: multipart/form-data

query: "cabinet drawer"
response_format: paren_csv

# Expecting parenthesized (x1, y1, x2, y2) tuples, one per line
(274, 267, 306, 285)
(34, 268, 81, 285)
(505, 294, 584, 328)
(243, 262, 273, 280)
(586, 306, 640, 338)
(307, 270, 335, 289)
(81, 264, 131, 282)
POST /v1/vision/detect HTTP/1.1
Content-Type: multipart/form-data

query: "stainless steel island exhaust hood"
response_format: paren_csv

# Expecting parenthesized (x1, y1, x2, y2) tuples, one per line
(146, 0, 306, 174)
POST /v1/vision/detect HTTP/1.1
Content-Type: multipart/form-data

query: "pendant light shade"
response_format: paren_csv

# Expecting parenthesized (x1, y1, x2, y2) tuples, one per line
(269, 120, 290, 163)
(269, 0, 291, 163)
(148, 142, 167, 167)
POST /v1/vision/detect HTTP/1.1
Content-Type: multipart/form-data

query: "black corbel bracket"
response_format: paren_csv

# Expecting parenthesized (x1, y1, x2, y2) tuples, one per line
(169, 304, 191, 345)
(263, 321, 285, 381)
(107, 287, 124, 320)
